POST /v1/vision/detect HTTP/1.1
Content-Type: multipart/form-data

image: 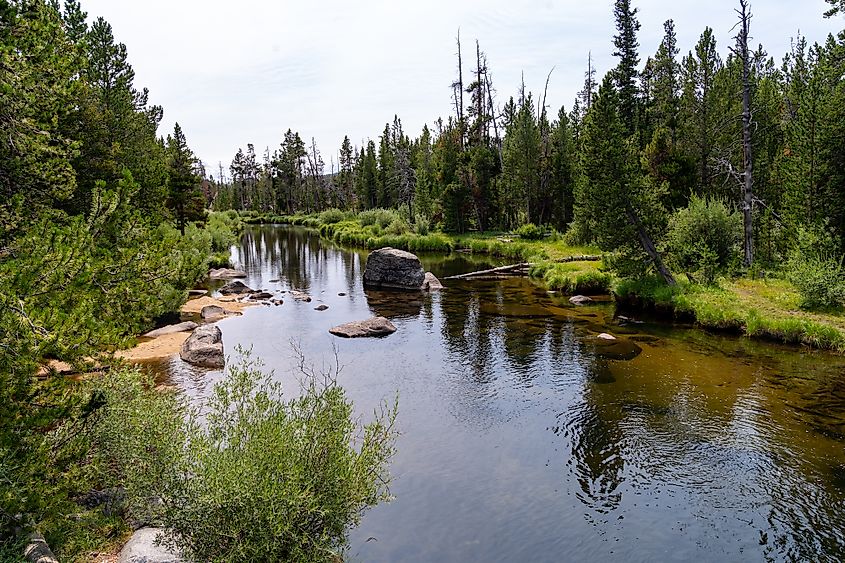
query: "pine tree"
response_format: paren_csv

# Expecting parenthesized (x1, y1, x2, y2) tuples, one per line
(650, 20, 680, 139)
(679, 27, 723, 195)
(612, 0, 642, 137)
(166, 123, 204, 234)
(338, 136, 354, 208)
(549, 106, 577, 229)
(577, 75, 674, 283)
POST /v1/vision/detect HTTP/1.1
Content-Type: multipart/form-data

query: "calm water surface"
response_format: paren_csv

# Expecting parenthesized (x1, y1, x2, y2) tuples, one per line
(157, 225, 845, 562)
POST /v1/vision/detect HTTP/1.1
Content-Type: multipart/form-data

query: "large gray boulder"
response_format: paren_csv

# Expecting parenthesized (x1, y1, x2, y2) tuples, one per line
(218, 280, 253, 295)
(179, 324, 224, 368)
(143, 321, 198, 338)
(363, 248, 425, 290)
(569, 295, 594, 306)
(118, 528, 184, 563)
(329, 317, 397, 338)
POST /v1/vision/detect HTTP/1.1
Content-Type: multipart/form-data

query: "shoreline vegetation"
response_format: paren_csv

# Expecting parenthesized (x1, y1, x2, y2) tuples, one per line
(248, 210, 845, 353)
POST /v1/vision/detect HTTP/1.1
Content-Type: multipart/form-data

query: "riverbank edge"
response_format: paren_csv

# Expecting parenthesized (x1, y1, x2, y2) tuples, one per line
(245, 213, 845, 353)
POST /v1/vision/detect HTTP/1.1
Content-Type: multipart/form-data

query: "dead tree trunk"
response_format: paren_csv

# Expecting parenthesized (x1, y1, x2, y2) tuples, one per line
(624, 201, 676, 285)
(736, 0, 754, 268)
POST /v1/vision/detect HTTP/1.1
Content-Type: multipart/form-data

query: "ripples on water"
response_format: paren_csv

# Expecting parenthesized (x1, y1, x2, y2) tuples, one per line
(152, 226, 845, 562)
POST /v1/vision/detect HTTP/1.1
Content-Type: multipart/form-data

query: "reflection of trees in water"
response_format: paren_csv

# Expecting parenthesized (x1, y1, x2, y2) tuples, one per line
(559, 383, 625, 516)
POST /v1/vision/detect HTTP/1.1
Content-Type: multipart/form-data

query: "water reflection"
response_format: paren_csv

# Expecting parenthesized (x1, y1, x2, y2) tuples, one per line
(158, 225, 845, 562)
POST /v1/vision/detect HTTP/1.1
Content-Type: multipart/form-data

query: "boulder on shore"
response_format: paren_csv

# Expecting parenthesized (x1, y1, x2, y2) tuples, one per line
(143, 321, 198, 338)
(363, 248, 425, 290)
(569, 295, 594, 306)
(218, 280, 254, 295)
(422, 272, 444, 291)
(118, 528, 184, 563)
(329, 317, 397, 338)
(200, 304, 226, 319)
(179, 324, 224, 368)
(208, 268, 246, 279)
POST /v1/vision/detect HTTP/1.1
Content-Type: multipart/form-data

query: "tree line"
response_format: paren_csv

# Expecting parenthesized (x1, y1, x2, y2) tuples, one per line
(214, 0, 845, 282)
(0, 0, 220, 549)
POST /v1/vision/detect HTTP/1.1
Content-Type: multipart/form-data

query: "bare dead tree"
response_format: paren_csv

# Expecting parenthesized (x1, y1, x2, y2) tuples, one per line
(451, 30, 465, 147)
(730, 0, 755, 268)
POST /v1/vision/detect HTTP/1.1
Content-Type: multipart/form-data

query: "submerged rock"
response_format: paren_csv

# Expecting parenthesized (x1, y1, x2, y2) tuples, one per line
(118, 528, 184, 563)
(569, 295, 594, 306)
(218, 280, 253, 295)
(208, 268, 246, 279)
(143, 321, 198, 338)
(363, 247, 425, 290)
(586, 332, 642, 361)
(179, 325, 224, 368)
(329, 317, 397, 338)
(422, 272, 444, 290)
(290, 290, 312, 302)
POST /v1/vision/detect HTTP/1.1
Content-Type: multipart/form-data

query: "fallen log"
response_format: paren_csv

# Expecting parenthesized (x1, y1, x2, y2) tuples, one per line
(444, 262, 531, 280)
(24, 532, 58, 563)
(444, 254, 603, 281)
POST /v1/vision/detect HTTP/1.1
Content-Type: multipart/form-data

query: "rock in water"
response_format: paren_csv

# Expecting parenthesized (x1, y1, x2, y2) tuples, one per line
(329, 317, 397, 338)
(208, 268, 246, 279)
(587, 333, 642, 361)
(118, 528, 184, 563)
(569, 295, 594, 306)
(218, 280, 253, 295)
(180, 325, 224, 368)
(143, 321, 198, 338)
(289, 290, 312, 302)
(314, 304, 329, 311)
(248, 291, 274, 300)
(363, 248, 425, 290)
(422, 272, 444, 290)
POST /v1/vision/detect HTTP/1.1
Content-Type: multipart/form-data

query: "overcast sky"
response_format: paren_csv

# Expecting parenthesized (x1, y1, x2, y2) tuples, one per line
(81, 0, 842, 177)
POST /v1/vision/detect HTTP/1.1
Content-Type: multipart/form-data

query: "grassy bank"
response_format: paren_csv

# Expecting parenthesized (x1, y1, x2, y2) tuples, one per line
(243, 210, 845, 352)
(242, 210, 610, 294)
(616, 276, 845, 352)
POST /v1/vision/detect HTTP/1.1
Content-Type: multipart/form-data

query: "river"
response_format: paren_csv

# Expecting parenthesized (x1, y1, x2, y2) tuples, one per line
(157, 225, 845, 562)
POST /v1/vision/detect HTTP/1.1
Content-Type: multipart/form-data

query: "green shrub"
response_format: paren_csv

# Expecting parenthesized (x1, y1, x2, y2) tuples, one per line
(414, 215, 430, 236)
(515, 222, 545, 240)
(89, 352, 398, 562)
(786, 254, 845, 310)
(358, 208, 400, 229)
(206, 210, 242, 254)
(385, 217, 410, 235)
(319, 208, 346, 224)
(664, 196, 741, 284)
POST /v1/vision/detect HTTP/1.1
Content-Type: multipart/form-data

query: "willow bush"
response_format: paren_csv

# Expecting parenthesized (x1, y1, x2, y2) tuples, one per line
(89, 351, 398, 563)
